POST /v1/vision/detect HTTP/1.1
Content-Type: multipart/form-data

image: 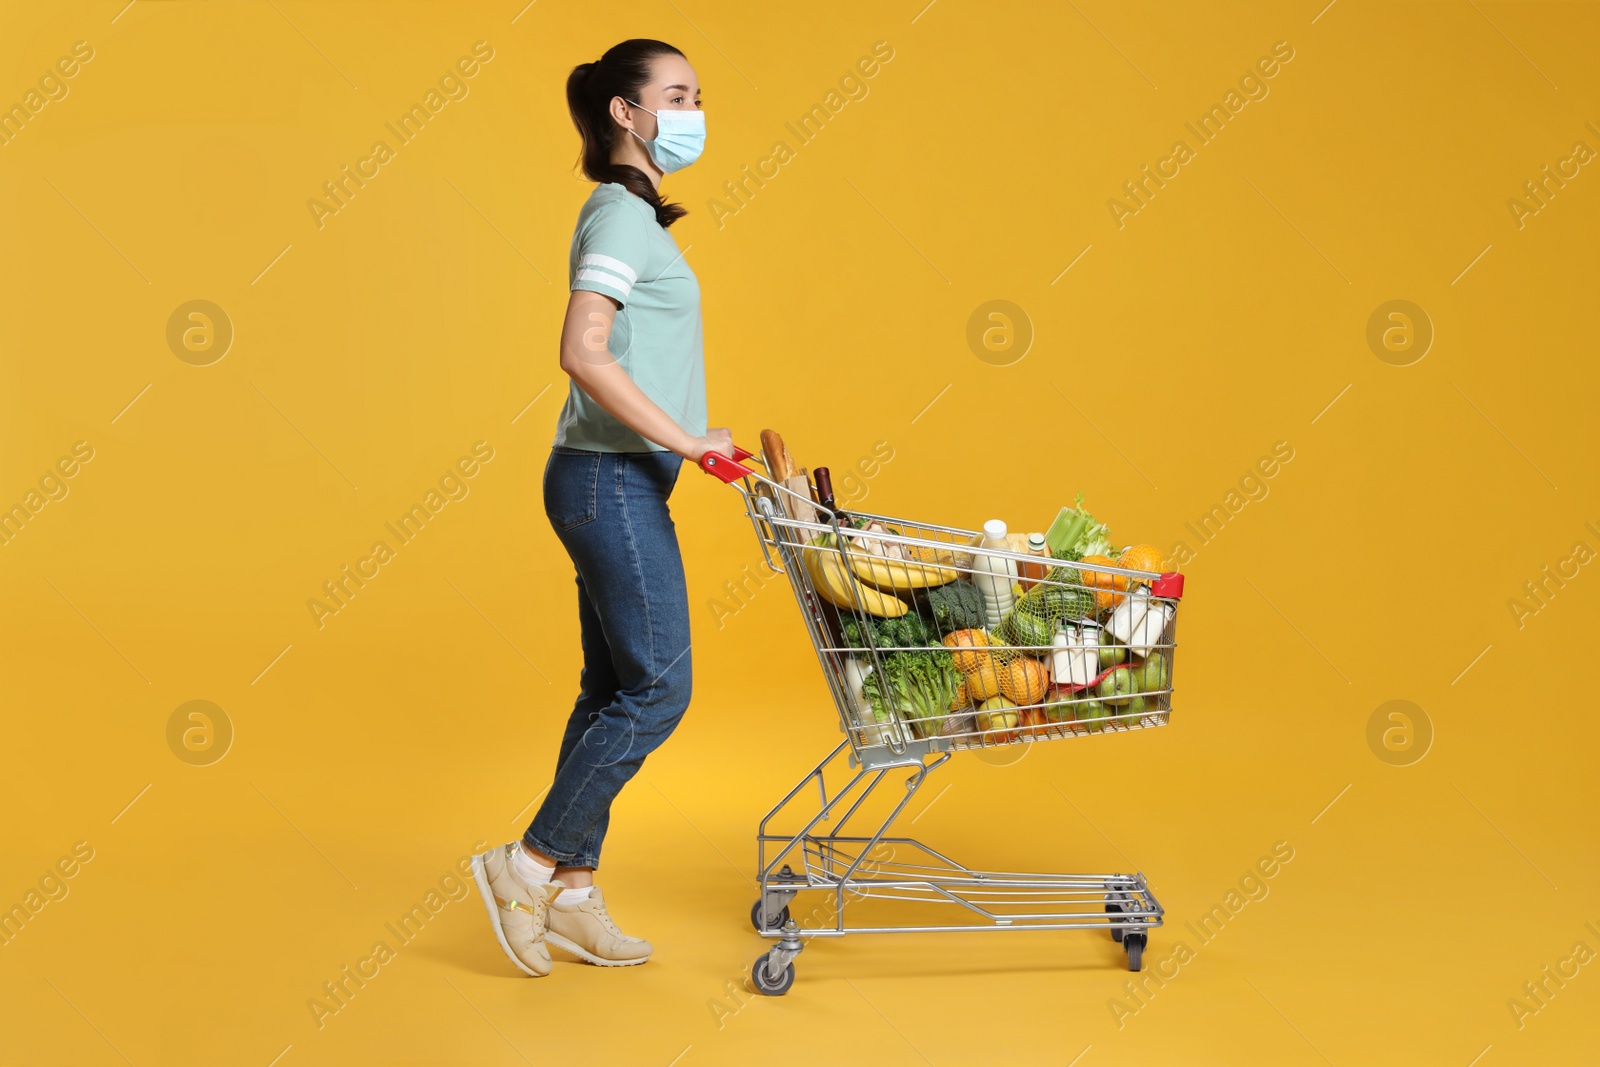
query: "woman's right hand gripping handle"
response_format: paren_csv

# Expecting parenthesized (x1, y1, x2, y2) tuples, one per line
(685, 427, 734, 464)
(695, 434, 756, 483)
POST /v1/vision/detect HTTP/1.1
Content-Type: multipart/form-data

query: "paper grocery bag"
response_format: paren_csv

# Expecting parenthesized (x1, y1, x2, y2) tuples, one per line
(783, 472, 818, 525)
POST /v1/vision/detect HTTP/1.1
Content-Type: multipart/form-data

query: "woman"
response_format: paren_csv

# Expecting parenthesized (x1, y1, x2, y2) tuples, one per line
(471, 39, 730, 976)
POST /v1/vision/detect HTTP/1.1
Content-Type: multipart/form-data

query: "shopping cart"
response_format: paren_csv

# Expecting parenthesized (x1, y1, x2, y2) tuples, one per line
(700, 444, 1184, 995)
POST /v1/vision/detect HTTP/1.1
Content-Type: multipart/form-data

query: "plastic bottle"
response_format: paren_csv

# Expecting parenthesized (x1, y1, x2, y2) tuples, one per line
(1106, 588, 1174, 654)
(1018, 532, 1051, 589)
(973, 519, 1018, 628)
(1128, 596, 1174, 654)
(1050, 624, 1098, 688)
(1105, 588, 1149, 646)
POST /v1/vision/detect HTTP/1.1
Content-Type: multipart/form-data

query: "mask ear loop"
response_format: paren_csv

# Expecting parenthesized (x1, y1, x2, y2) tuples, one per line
(625, 100, 657, 145)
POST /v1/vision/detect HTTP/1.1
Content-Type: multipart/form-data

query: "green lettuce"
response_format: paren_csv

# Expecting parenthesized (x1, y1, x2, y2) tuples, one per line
(860, 648, 963, 739)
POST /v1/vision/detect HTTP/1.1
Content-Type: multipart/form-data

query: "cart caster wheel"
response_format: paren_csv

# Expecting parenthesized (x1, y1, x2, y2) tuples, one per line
(751, 951, 796, 996)
(751, 900, 791, 932)
(1105, 901, 1124, 942)
(1124, 932, 1146, 972)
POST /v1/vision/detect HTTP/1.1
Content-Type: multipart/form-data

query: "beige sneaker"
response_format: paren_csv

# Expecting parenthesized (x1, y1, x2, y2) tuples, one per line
(545, 887, 653, 967)
(470, 843, 563, 977)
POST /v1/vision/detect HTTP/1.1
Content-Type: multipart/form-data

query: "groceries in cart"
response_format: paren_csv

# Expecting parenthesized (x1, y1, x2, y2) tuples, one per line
(771, 452, 1178, 751)
(825, 503, 1179, 749)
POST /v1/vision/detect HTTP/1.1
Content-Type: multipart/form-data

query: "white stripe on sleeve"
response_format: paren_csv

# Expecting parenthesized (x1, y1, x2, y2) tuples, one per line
(578, 253, 638, 284)
(574, 268, 633, 298)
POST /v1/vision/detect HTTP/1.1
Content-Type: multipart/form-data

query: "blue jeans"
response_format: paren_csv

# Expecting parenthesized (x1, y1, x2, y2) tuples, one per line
(523, 447, 692, 870)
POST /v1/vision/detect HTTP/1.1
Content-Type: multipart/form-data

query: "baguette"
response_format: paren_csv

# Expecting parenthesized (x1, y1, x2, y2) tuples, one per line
(760, 428, 797, 483)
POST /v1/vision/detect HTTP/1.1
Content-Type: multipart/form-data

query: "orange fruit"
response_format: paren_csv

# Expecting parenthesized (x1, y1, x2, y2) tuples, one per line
(966, 662, 1004, 701)
(1080, 554, 1131, 611)
(1018, 705, 1052, 736)
(998, 657, 1049, 706)
(1116, 544, 1167, 579)
(943, 629, 993, 673)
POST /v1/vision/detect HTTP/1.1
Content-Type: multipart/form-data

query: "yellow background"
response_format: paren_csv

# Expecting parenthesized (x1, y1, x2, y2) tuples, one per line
(3, 0, 1597, 1064)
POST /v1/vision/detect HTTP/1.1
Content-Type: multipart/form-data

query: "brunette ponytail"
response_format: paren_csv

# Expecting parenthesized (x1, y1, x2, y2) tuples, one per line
(566, 40, 688, 228)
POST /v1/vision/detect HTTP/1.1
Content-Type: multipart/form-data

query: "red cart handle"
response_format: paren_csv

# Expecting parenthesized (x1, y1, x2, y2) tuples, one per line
(699, 445, 755, 483)
(1151, 572, 1184, 599)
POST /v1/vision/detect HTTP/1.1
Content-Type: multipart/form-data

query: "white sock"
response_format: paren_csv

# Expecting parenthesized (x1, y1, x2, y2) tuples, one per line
(556, 885, 594, 905)
(510, 844, 556, 886)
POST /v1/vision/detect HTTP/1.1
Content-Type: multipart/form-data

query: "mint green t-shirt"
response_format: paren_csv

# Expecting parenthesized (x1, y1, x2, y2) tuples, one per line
(553, 183, 707, 453)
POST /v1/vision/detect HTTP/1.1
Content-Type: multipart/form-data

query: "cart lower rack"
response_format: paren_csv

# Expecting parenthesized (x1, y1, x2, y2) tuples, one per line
(700, 442, 1183, 994)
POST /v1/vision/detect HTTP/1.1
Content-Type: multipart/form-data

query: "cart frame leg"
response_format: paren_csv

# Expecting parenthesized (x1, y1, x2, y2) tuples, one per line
(825, 753, 948, 916)
(755, 744, 953, 932)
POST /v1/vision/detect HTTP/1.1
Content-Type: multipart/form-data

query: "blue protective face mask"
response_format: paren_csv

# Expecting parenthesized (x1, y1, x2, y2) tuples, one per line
(627, 101, 706, 174)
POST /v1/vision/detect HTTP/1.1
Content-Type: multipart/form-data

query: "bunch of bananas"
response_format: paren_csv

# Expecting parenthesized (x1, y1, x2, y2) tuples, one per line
(845, 534, 961, 592)
(800, 533, 909, 618)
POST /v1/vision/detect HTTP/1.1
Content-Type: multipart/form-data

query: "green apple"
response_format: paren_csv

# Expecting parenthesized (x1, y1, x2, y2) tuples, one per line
(1079, 700, 1109, 733)
(1097, 640, 1126, 670)
(1044, 695, 1079, 723)
(1113, 694, 1148, 727)
(1097, 666, 1137, 705)
(1136, 654, 1169, 693)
